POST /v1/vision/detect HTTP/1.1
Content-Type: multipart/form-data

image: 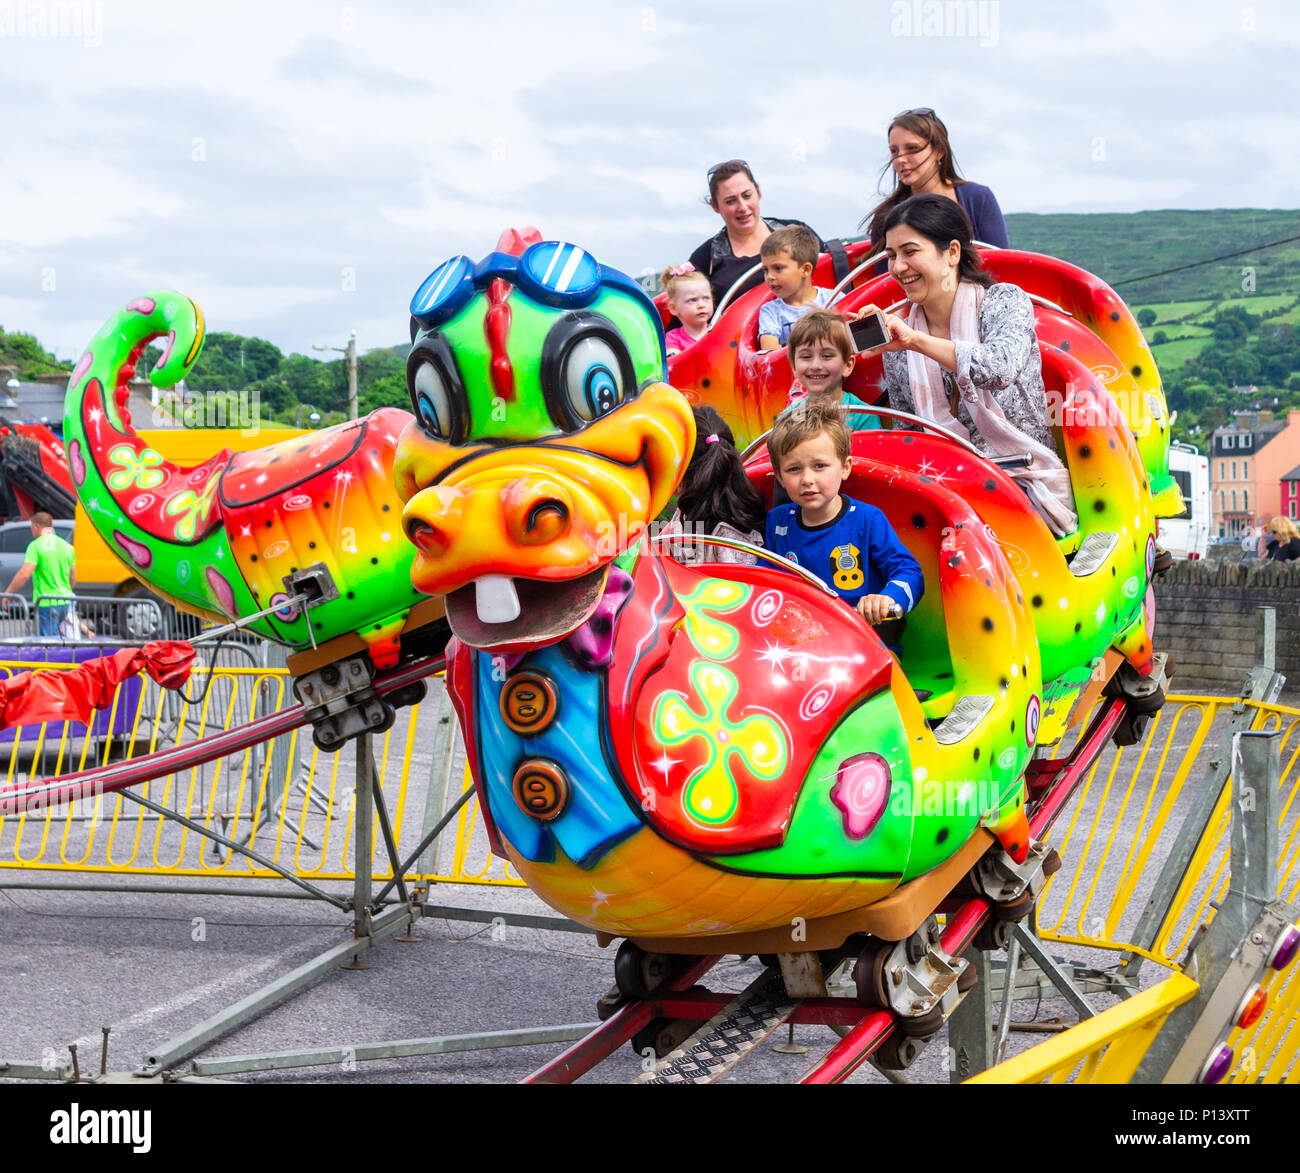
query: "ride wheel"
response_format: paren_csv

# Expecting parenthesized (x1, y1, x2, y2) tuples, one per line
(974, 918, 1013, 952)
(874, 1032, 924, 1071)
(992, 889, 1038, 924)
(630, 987, 710, 1060)
(852, 941, 893, 1009)
(895, 1005, 947, 1039)
(613, 940, 673, 1000)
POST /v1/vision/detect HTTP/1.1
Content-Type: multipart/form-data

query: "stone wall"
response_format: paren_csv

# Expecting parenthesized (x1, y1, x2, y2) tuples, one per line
(1154, 560, 1300, 692)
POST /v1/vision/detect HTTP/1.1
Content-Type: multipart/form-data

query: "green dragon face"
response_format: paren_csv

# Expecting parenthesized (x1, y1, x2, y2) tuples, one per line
(394, 238, 696, 648)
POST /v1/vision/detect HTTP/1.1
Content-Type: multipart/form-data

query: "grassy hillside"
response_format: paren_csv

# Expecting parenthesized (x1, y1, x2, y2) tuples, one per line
(0, 329, 73, 381)
(1004, 209, 1300, 304)
(7, 209, 1298, 436)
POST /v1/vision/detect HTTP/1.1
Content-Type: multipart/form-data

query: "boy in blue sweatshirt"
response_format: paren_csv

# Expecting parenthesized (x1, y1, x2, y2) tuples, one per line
(765, 402, 924, 649)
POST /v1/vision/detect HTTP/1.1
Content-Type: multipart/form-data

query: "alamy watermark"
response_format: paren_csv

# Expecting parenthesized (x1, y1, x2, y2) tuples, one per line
(0, 777, 105, 820)
(890, 0, 999, 47)
(0, 1, 102, 46)
(152, 387, 262, 437)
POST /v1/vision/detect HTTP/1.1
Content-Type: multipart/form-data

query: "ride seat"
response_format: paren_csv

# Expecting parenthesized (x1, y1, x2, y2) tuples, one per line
(839, 464, 959, 723)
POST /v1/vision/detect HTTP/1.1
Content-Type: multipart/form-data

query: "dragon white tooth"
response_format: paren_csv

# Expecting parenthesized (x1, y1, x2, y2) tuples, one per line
(475, 574, 521, 624)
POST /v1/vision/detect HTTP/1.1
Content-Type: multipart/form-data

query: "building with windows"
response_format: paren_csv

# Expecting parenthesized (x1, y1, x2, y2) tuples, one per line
(1210, 409, 1300, 537)
(1283, 464, 1300, 522)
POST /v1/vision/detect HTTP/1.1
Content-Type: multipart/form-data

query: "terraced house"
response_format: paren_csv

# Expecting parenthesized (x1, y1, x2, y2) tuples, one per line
(1210, 408, 1300, 538)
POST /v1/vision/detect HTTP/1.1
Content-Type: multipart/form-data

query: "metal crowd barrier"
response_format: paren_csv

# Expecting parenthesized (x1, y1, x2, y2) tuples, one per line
(965, 972, 1200, 1084)
(1035, 679, 1299, 971)
(0, 654, 521, 889)
(1, 663, 1296, 905)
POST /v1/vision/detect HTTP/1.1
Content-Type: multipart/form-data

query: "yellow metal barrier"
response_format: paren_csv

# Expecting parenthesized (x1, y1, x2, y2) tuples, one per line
(0, 657, 525, 889)
(1, 666, 1294, 940)
(966, 972, 1199, 1084)
(1037, 693, 1300, 966)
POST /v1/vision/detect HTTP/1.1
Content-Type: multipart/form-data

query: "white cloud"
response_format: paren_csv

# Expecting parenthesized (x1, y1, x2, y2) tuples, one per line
(0, 0, 1295, 359)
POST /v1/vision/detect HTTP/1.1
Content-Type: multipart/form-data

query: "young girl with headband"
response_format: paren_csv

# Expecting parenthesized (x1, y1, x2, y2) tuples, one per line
(661, 263, 714, 356)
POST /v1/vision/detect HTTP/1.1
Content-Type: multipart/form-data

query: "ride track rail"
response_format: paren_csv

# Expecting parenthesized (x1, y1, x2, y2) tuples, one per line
(521, 694, 1128, 1085)
(0, 653, 448, 817)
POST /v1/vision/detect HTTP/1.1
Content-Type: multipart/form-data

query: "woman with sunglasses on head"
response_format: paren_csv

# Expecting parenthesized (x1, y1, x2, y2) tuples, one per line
(859, 193, 1076, 537)
(864, 109, 1009, 252)
(688, 160, 824, 309)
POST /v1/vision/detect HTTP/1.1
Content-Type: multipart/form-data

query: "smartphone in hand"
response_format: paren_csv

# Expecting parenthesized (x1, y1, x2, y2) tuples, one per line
(848, 310, 890, 353)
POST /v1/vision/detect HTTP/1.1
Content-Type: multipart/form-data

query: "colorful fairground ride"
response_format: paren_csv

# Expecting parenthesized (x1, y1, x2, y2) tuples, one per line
(393, 228, 1180, 1074)
(49, 227, 1296, 1084)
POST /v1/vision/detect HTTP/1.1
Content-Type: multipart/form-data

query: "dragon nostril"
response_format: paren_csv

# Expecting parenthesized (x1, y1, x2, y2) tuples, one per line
(405, 518, 445, 557)
(506, 478, 574, 546)
(526, 499, 569, 535)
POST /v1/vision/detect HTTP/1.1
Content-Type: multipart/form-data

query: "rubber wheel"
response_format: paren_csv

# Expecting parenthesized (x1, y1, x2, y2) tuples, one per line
(313, 727, 341, 753)
(595, 984, 626, 1021)
(614, 940, 651, 999)
(630, 987, 708, 1060)
(896, 1006, 947, 1039)
(366, 701, 397, 733)
(387, 681, 427, 710)
(1111, 706, 1149, 748)
(974, 918, 1012, 951)
(874, 1032, 922, 1071)
(957, 960, 979, 993)
(853, 942, 892, 1009)
(993, 890, 1038, 923)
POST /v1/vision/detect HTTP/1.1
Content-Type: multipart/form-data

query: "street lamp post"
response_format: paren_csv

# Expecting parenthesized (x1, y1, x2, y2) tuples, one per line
(313, 329, 358, 420)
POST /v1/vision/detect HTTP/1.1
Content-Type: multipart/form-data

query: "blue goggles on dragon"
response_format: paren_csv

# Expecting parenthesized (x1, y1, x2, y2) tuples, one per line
(410, 240, 654, 331)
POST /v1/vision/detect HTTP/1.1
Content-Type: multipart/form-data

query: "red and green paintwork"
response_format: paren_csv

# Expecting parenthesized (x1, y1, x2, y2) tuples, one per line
(62, 293, 424, 666)
(397, 233, 1160, 941)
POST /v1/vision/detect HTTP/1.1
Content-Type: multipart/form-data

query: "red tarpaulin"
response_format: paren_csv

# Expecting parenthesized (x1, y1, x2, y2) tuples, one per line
(0, 641, 196, 728)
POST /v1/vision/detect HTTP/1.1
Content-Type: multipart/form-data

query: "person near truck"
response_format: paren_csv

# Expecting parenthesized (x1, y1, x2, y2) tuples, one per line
(3, 512, 77, 636)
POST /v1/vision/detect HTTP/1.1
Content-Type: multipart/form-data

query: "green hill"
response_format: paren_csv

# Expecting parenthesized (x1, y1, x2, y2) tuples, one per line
(7, 209, 1299, 437)
(1004, 208, 1300, 304)
(0, 328, 73, 381)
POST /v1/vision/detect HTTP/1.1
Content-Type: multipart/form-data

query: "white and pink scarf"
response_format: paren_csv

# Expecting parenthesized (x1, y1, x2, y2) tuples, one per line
(906, 282, 1078, 536)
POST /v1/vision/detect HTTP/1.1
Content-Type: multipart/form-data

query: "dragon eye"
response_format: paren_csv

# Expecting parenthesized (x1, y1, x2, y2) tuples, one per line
(562, 336, 624, 423)
(406, 332, 467, 444)
(413, 362, 453, 438)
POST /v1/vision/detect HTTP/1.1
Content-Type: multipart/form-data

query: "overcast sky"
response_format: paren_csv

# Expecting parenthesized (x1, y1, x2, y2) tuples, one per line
(2, 0, 1297, 364)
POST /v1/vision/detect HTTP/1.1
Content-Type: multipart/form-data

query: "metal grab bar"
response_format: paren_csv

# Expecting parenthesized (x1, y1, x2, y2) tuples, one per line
(740, 404, 984, 462)
(644, 532, 839, 599)
(709, 262, 765, 325)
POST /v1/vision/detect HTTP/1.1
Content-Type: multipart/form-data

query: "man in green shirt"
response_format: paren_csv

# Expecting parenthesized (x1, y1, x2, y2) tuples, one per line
(4, 511, 77, 637)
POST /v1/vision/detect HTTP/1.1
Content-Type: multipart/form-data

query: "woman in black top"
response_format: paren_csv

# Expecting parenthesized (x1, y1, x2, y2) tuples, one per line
(688, 160, 822, 309)
(1264, 517, 1300, 561)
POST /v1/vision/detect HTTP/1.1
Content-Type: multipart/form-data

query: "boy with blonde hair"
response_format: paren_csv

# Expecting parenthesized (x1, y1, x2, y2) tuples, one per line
(766, 403, 922, 646)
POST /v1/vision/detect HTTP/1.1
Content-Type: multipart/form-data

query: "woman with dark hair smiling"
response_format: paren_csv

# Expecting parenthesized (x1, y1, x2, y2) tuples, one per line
(865, 109, 1008, 250)
(862, 193, 1076, 536)
(688, 160, 823, 308)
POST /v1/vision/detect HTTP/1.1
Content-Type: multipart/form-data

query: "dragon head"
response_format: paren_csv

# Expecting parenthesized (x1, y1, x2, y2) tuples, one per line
(395, 232, 695, 650)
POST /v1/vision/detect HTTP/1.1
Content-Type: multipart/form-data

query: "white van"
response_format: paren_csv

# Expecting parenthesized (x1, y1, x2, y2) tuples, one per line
(1161, 442, 1210, 560)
